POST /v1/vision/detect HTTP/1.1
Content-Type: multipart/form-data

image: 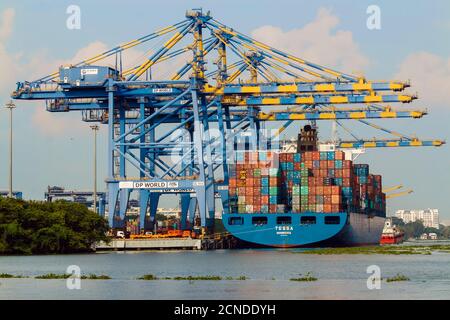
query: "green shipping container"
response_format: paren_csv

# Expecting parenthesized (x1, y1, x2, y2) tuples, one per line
(269, 187, 279, 195)
(300, 186, 309, 195)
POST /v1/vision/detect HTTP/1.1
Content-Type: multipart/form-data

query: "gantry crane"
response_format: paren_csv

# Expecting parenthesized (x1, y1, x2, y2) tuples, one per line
(11, 9, 445, 234)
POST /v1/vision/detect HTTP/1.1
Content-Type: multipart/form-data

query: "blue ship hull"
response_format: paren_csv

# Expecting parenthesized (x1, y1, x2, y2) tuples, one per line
(223, 212, 385, 247)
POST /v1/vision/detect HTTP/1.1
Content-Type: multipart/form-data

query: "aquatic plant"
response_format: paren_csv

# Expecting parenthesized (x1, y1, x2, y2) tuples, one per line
(137, 274, 158, 280)
(171, 275, 222, 281)
(81, 274, 111, 280)
(385, 274, 410, 282)
(295, 245, 450, 255)
(290, 272, 317, 282)
(0, 273, 27, 278)
(35, 273, 71, 279)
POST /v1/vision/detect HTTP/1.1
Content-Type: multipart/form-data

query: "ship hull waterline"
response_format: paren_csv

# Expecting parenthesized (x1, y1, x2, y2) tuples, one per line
(223, 212, 386, 248)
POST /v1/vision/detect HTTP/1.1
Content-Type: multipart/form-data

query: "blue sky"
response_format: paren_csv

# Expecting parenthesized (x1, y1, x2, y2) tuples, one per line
(0, 0, 450, 223)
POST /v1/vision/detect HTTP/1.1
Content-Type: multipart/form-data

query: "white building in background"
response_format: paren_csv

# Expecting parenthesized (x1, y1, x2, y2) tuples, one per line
(395, 209, 440, 229)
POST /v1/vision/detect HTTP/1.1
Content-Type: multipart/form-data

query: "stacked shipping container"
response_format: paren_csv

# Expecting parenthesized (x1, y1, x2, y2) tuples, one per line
(228, 150, 386, 216)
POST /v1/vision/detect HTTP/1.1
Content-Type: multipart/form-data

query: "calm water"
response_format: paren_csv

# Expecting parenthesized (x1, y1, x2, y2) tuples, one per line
(1, 247, 449, 300)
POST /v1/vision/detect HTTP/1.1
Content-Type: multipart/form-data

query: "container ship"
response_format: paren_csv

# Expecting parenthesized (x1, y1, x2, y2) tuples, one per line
(380, 218, 404, 245)
(223, 125, 386, 247)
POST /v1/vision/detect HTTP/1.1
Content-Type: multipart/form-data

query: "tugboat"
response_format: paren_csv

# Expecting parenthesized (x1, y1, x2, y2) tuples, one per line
(380, 218, 404, 245)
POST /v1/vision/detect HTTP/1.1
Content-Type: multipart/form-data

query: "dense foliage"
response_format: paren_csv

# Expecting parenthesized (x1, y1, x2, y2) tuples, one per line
(392, 217, 450, 240)
(0, 197, 110, 254)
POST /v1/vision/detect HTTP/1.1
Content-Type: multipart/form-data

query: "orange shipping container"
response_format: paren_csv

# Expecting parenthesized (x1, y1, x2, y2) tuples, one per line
(335, 151, 344, 160)
(261, 196, 269, 204)
(237, 180, 246, 187)
(269, 177, 278, 185)
(331, 195, 341, 204)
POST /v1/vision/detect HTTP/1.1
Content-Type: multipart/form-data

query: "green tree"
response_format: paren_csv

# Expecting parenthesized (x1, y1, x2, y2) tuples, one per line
(0, 197, 110, 255)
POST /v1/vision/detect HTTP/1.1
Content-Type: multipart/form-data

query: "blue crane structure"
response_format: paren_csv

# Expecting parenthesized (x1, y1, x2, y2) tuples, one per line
(11, 9, 444, 235)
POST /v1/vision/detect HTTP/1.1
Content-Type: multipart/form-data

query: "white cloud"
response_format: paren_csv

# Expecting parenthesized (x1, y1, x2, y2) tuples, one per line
(31, 105, 89, 136)
(394, 52, 450, 107)
(0, 8, 14, 41)
(251, 7, 369, 75)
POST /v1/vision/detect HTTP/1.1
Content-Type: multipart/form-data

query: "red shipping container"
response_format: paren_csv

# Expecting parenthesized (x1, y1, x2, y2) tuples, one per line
(327, 160, 335, 168)
(305, 160, 313, 169)
(316, 186, 324, 194)
(294, 162, 301, 170)
(320, 169, 327, 177)
(287, 153, 294, 162)
(308, 195, 315, 203)
(254, 179, 261, 187)
(246, 187, 254, 196)
(324, 204, 332, 213)
(253, 196, 260, 204)
(332, 186, 340, 195)
(253, 204, 261, 212)
(261, 196, 269, 204)
(320, 160, 328, 168)
(331, 204, 341, 212)
(247, 178, 254, 186)
(343, 160, 352, 169)
(343, 178, 351, 187)
(269, 204, 277, 213)
(312, 151, 320, 160)
(229, 178, 237, 187)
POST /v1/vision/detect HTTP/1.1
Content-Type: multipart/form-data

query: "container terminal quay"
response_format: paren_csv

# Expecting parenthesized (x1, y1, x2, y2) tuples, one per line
(4, 9, 446, 250)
